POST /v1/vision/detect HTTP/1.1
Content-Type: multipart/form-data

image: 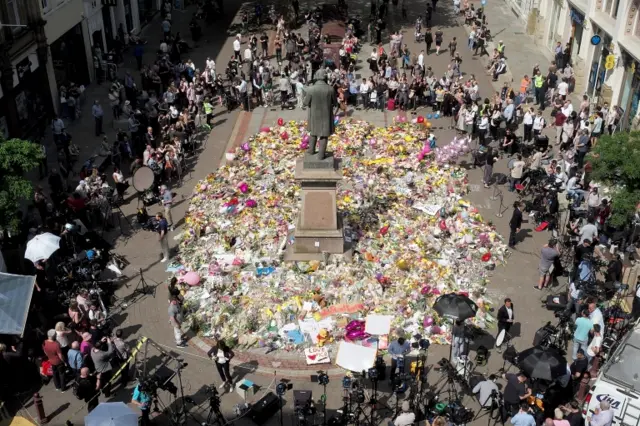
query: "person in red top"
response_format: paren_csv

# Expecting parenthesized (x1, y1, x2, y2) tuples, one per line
(66, 192, 86, 211)
(43, 329, 67, 392)
(597, 199, 611, 229)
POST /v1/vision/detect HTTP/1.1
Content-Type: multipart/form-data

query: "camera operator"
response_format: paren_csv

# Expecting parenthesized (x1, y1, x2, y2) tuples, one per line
(132, 380, 153, 425)
(496, 298, 514, 349)
(389, 401, 415, 426)
(579, 217, 598, 245)
(472, 374, 500, 407)
(452, 319, 468, 360)
(573, 239, 594, 281)
(91, 336, 116, 397)
(511, 402, 536, 426)
(388, 333, 410, 383)
(502, 372, 532, 416)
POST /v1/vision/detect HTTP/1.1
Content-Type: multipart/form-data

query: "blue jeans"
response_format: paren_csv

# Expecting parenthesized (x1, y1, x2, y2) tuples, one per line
(509, 177, 520, 191)
(572, 339, 587, 360)
(377, 93, 386, 111)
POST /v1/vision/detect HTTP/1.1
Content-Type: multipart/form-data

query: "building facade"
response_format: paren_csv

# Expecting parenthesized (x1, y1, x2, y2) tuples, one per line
(0, 0, 51, 139)
(531, 0, 640, 129)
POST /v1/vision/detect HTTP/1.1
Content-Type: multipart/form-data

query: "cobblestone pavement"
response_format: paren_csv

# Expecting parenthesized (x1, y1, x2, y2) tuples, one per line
(20, 0, 567, 425)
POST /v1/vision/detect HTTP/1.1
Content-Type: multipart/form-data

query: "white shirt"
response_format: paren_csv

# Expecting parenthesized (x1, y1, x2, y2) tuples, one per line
(523, 112, 533, 125)
(590, 408, 614, 426)
(244, 48, 252, 61)
(235, 79, 247, 93)
(418, 53, 424, 67)
(478, 116, 489, 130)
(233, 39, 241, 52)
(359, 82, 369, 93)
(579, 223, 598, 244)
(394, 412, 416, 426)
(561, 103, 574, 117)
(589, 308, 604, 331)
(216, 349, 228, 364)
(160, 42, 168, 53)
(506, 307, 513, 320)
(557, 81, 569, 96)
(206, 59, 215, 70)
(587, 334, 602, 357)
(533, 116, 545, 130)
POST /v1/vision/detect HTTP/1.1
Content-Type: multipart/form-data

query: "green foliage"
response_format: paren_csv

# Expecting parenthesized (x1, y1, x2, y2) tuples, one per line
(590, 131, 640, 227)
(0, 138, 45, 231)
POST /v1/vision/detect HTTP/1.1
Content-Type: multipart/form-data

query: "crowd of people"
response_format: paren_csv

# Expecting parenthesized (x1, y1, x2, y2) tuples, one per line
(1, 0, 639, 424)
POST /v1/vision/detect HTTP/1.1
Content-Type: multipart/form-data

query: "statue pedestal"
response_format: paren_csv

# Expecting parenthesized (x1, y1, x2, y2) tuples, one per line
(284, 155, 348, 262)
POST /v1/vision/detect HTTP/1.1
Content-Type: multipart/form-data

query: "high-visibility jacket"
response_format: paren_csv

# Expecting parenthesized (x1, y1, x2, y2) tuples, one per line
(534, 75, 544, 88)
(497, 43, 505, 54)
(520, 78, 530, 94)
(204, 102, 213, 114)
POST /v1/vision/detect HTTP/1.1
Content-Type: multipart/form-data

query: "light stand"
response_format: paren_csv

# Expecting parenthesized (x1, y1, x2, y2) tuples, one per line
(472, 389, 504, 426)
(363, 368, 392, 426)
(203, 385, 226, 426)
(312, 372, 329, 426)
(275, 378, 292, 426)
(132, 268, 155, 298)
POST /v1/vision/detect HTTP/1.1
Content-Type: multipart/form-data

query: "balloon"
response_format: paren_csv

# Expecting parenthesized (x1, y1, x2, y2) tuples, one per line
(299, 141, 309, 150)
(334, 115, 340, 121)
(183, 272, 200, 286)
(431, 325, 442, 335)
(417, 152, 425, 161)
(426, 114, 432, 119)
(412, 118, 418, 124)
(421, 285, 432, 295)
(423, 316, 434, 327)
(434, 113, 440, 119)
(426, 122, 432, 128)
(423, 145, 431, 154)
(482, 252, 492, 262)
(395, 115, 401, 122)
(369, 138, 376, 146)
(245, 199, 257, 208)
(400, 116, 407, 123)
(238, 182, 249, 193)
(260, 127, 270, 133)
(280, 131, 289, 140)
(241, 142, 250, 151)
(302, 134, 310, 143)
(417, 116, 425, 123)
(277, 117, 284, 126)
(334, 119, 339, 125)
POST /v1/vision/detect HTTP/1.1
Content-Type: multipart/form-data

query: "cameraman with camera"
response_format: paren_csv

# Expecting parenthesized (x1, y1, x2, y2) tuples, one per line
(388, 333, 410, 384)
(132, 379, 153, 425)
(472, 374, 500, 407)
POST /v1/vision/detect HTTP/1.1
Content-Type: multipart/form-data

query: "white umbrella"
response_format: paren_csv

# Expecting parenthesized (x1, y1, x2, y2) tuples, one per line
(24, 233, 61, 264)
(84, 402, 138, 426)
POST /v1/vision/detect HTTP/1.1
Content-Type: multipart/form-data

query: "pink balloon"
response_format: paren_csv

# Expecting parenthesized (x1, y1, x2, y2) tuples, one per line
(184, 272, 200, 286)
(260, 127, 271, 133)
(431, 325, 442, 334)
(423, 316, 434, 327)
(302, 134, 310, 143)
(423, 146, 431, 154)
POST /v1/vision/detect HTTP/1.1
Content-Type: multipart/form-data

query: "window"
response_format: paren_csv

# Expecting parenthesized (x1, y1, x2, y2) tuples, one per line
(635, 9, 640, 37)
(6, 0, 20, 28)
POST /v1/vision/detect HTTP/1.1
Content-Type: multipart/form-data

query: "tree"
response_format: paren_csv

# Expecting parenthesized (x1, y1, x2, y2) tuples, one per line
(0, 138, 45, 231)
(590, 131, 640, 227)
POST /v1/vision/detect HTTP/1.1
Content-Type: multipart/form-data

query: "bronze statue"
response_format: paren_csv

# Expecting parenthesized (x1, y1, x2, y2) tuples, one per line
(303, 68, 338, 160)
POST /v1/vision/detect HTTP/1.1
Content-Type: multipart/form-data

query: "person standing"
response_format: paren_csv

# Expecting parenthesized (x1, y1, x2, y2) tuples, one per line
(132, 381, 152, 425)
(160, 185, 174, 230)
(156, 212, 170, 262)
(483, 147, 496, 188)
(448, 37, 457, 58)
(502, 376, 532, 417)
(536, 239, 559, 290)
(233, 34, 241, 61)
(508, 201, 523, 248)
(425, 28, 433, 54)
(91, 337, 115, 397)
(43, 329, 66, 392)
(434, 28, 443, 55)
(509, 154, 526, 192)
(496, 298, 514, 351)
(587, 400, 614, 426)
(67, 341, 84, 380)
(92, 100, 104, 136)
(572, 310, 592, 360)
(76, 367, 99, 412)
(207, 339, 235, 388)
(586, 324, 602, 366)
(169, 296, 187, 347)
(387, 334, 410, 383)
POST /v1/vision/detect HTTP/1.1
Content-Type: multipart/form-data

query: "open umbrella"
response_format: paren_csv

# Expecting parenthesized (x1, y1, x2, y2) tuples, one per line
(24, 233, 61, 264)
(433, 293, 478, 321)
(85, 402, 138, 426)
(517, 346, 567, 381)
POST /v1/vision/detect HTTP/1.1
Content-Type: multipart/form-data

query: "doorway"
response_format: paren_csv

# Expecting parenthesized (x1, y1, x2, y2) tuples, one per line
(92, 30, 104, 52)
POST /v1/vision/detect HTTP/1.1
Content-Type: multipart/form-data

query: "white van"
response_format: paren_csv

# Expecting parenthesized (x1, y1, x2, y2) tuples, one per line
(584, 325, 640, 425)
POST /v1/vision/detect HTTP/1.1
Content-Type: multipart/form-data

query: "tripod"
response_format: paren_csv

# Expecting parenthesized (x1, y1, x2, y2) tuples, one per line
(366, 376, 392, 426)
(472, 390, 505, 426)
(132, 268, 155, 298)
(203, 390, 225, 426)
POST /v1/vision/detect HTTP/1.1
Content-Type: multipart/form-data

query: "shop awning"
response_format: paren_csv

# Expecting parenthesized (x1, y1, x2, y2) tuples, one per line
(0, 272, 35, 336)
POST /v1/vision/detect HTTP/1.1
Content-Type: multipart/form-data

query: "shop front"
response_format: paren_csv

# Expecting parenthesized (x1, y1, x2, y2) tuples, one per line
(137, 0, 158, 27)
(50, 23, 91, 91)
(0, 53, 51, 139)
(617, 54, 640, 130)
(587, 27, 613, 96)
(568, 7, 586, 63)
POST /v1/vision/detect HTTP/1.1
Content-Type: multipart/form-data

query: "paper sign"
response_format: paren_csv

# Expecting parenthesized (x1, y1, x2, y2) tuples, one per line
(335, 341, 377, 372)
(305, 347, 330, 365)
(412, 203, 441, 216)
(364, 315, 394, 336)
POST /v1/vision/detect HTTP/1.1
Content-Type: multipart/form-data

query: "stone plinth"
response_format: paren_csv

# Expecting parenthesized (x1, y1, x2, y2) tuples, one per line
(284, 156, 346, 261)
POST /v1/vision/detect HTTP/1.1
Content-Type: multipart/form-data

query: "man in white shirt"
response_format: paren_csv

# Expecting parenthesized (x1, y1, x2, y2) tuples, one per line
(52, 116, 65, 143)
(579, 217, 598, 244)
(418, 50, 425, 68)
(244, 46, 252, 63)
(235, 78, 248, 111)
(557, 79, 569, 99)
(588, 302, 605, 332)
(206, 57, 215, 71)
(358, 78, 369, 109)
(561, 100, 574, 117)
(509, 154, 526, 191)
(160, 41, 168, 54)
(233, 34, 241, 60)
(586, 323, 602, 365)
(392, 401, 416, 426)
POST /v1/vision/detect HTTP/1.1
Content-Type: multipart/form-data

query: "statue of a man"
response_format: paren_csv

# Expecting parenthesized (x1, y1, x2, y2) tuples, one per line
(303, 68, 338, 160)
